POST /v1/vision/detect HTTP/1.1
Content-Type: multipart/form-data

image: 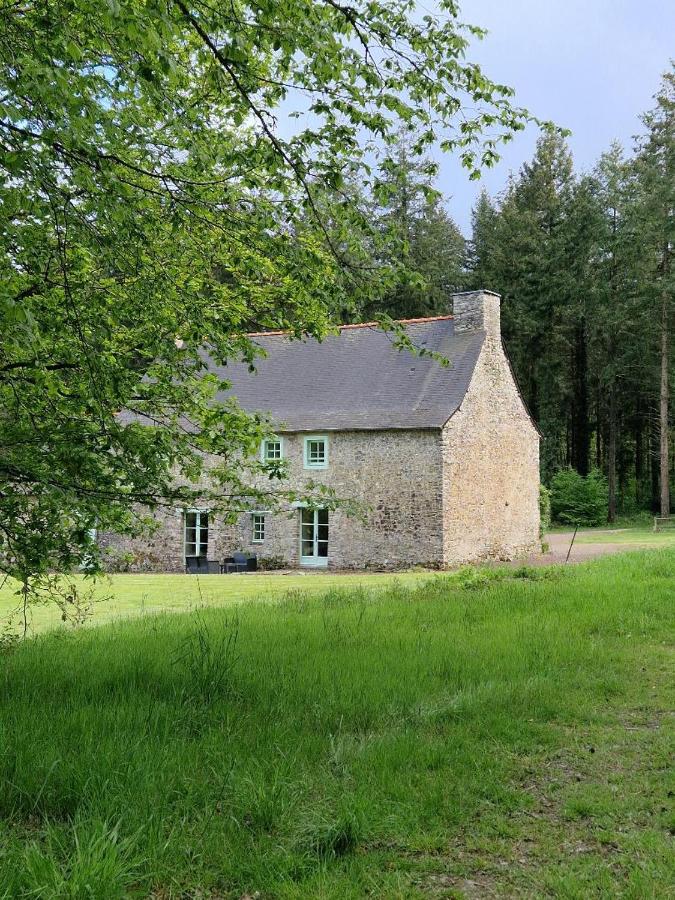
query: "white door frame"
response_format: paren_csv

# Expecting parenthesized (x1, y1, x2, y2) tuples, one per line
(299, 507, 329, 567)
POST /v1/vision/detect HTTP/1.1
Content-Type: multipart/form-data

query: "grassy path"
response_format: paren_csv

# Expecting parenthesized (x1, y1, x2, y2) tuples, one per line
(0, 549, 673, 897)
(402, 643, 674, 897)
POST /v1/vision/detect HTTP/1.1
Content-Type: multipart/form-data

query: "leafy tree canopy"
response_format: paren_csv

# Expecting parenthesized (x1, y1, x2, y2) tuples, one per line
(0, 0, 538, 582)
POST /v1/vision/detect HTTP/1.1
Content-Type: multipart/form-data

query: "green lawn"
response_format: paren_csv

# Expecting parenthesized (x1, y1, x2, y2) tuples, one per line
(0, 570, 430, 636)
(3, 525, 674, 638)
(574, 525, 675, 545)
(0, 550, 673, 897)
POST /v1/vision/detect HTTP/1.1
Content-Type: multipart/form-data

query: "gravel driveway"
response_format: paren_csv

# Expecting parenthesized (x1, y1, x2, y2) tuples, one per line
(536, 531, 659, 565)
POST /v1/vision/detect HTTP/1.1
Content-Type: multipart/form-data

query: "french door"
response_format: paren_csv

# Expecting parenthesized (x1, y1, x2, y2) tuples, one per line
(300, 508, 328, 567)
(185, 509, 209, 559)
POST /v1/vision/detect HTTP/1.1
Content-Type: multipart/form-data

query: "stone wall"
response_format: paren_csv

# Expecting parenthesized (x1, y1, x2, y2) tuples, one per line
(98, 507, 228, 573)
(441, 321, 540, 564)
(452, 289, 501, 334)
(100, 429, 446, 571)
(219, 429, 446, 570)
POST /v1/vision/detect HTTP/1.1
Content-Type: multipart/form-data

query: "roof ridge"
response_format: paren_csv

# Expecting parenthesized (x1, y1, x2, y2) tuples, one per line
(246, 314, 453, 338)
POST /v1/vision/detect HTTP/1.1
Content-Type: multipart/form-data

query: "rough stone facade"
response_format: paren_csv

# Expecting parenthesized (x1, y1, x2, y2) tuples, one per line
(99, 291, 540, 571)
(441, 293, 540, 564)
(100, 429, 445, 571)
(225, 429, 444, 569)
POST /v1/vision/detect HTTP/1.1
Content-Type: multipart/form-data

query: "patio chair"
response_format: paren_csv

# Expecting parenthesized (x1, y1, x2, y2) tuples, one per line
(186, 556, 220, 574)
(185, 556, 202, 574)
(223, 551, 249, 573)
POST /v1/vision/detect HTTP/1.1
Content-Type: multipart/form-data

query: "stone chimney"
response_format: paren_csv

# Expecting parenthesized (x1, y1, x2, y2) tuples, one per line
(452, 290, 501, 340)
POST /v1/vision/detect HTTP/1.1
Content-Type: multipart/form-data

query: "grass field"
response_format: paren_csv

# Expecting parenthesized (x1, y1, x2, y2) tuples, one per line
(0, 550, 673, 897)
(0, 571, 429, 636)
(3, 524, 674, 638)
(574, 526, 675, 545)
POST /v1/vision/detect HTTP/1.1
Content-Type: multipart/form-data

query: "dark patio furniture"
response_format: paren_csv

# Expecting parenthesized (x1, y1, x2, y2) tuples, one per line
(223, 551, 248, 573)
(185, 556, 221, 574)
(221, 552, 257, 573)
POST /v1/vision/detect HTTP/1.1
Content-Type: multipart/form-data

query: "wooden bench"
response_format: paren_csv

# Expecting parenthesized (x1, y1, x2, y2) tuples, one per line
(653, 516, 675, 532)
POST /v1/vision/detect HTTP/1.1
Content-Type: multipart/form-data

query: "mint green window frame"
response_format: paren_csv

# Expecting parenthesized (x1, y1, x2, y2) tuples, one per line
(300, 507, 329, 566)
(185, 509, 209, 558)
(303, 435, 328, 469)
(252, 512, 265, 543)
(261, 437, 283, 462)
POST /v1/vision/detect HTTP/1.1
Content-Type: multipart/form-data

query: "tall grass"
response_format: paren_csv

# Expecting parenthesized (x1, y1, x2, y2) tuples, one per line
(0, 551, 673, 897)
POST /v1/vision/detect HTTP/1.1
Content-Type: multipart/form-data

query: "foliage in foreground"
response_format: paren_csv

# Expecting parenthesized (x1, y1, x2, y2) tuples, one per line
(0, 551, 673, 897)
(0, 0, 539, 587)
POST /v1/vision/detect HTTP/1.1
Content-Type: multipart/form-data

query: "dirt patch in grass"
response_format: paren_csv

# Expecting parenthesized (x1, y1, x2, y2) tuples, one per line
(412, 650, 675, 898)
(535, 532, 650, 565)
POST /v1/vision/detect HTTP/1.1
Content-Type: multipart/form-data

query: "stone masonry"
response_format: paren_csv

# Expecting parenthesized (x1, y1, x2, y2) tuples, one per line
(441, 292, 540, 563)
(100, 429, 445, 571)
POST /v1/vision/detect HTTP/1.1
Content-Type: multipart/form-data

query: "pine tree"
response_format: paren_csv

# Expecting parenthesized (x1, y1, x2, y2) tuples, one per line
(459, 70, 673, 522)
(633, 68, 675, 516)
(364, 134, 466, 319)
(486, 133, 576, 478)
(466, 189, 498, 289)
(586, 144, 643, 518)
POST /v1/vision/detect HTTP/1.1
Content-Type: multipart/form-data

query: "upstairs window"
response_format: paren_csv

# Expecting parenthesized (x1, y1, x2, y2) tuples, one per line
(304, 435, 328, 469)
(252, 513, 265, 543)
(262, 438, 283, 462)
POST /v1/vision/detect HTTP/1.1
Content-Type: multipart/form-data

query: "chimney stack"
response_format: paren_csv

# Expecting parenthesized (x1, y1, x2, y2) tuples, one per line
(452, 290, 501, 339)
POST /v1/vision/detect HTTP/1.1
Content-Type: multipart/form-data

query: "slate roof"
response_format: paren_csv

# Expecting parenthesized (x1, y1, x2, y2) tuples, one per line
(212, 316, 485, 431)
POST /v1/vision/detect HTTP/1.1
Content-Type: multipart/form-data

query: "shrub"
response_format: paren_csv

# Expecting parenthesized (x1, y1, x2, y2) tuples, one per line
(539, 484, 551, 535)
(257, 554, 288, 571)
(550, 468, 608, 527)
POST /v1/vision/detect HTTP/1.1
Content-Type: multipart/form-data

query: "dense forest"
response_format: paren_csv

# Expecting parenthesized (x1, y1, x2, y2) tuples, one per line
(359, 69, 674, 522)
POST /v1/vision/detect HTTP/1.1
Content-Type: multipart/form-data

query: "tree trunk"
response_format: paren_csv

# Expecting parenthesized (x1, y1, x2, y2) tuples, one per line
(595, 391, 602, 468)
(634, 407, 644, 507)
(660, 292, 670, 517)
(607, 386, 617, 523)
(650, 419, 660, 512)
(571, 319, 590, 475)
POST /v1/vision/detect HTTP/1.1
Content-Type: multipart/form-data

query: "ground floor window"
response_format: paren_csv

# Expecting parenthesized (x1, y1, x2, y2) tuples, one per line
(300, 507, 328, 566)
(252, 512, 265, 543)
(185, 510, 209, 558)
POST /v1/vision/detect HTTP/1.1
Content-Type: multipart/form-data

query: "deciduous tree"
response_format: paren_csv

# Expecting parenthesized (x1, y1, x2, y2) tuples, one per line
(0, 0, 536, 586)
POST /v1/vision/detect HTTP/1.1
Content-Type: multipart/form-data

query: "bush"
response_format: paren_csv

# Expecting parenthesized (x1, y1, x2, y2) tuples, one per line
(550, 468, 608, 527)
(539, 484, 551, 535)
(257, 554, 288, 571)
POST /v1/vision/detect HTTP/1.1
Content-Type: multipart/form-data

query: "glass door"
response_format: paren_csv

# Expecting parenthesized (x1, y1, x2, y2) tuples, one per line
(300, 508, 328, 567)
(185, 510, 209, 560)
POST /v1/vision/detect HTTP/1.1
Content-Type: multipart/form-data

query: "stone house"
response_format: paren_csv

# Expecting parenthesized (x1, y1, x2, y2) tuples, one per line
(100, 290, 540, 571)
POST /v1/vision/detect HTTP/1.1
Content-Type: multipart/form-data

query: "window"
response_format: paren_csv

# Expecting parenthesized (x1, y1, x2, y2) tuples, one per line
(261, 438, 283, 462)
(304, 435, 328, 469)
(252, 513, 265, 543)
(185, 509, 209, 557)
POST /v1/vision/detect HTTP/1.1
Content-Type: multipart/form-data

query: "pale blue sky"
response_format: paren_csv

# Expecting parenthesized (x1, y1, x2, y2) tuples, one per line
(436, 0, 675, 233)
